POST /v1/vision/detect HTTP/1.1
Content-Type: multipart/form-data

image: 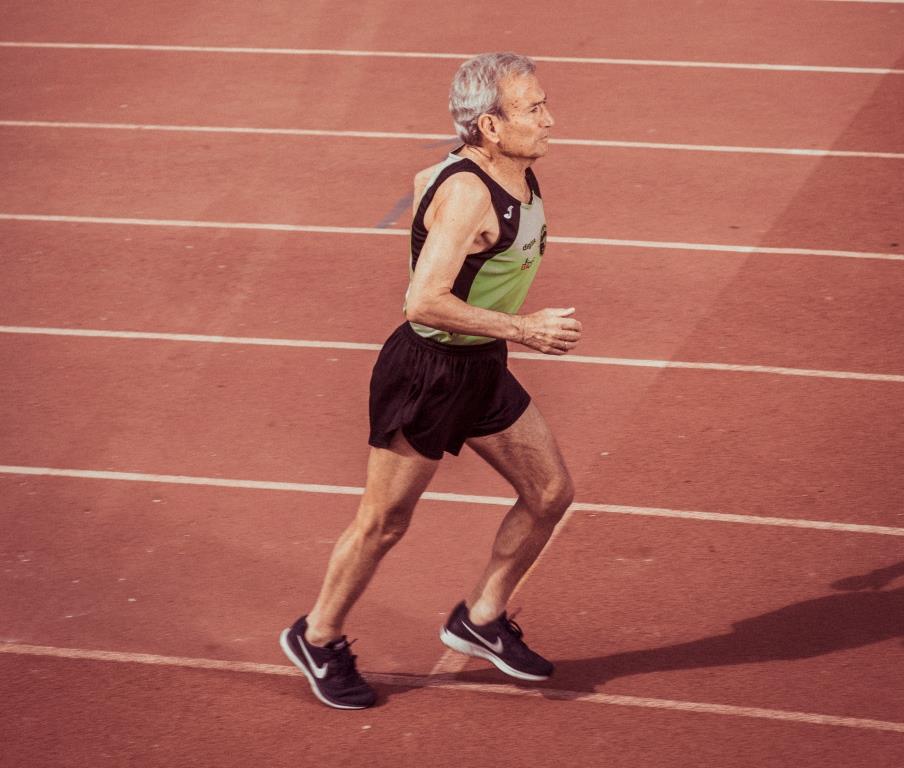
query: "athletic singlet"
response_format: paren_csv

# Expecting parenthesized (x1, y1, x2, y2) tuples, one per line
(406, 150, 547, 345)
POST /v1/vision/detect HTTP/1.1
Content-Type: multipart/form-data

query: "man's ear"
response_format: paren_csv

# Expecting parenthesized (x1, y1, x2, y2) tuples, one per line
(477, 113, 502, 145)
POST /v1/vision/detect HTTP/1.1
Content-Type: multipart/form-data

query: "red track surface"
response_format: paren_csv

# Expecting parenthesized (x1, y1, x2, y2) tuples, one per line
(5, 0, 904, 66)
(4, 223, 904, 371)
(1, 1, 903, 766)
(4, 49, 904, 151)
(2, 335, 904, 527)
(4, 128, 904, 250)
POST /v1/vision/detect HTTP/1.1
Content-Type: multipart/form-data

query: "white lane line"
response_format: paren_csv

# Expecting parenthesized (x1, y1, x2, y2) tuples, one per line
(0, 212, 404, 237)
(0, 326, 382, 352)
(549, 235, 904, 262)
(3, 120, 903, 161)
(2, 325, 902, 383)
(1, 642, 902, 733)
(556, 137, 904, 160)
(0, 119, 458, 143)
(1, 465, 902, 537)
(511, 350, 904, 383)
(1, 213, 902, 263)
(0, 41, 901, 75)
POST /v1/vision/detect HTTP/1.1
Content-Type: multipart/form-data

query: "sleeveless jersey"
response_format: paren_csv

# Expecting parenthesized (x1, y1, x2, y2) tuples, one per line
(406, 151, 547, 345)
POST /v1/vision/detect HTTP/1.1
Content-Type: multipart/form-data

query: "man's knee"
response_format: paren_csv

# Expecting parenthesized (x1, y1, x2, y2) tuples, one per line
(524, 471, 574, 521)
(354, 502, 413, 552)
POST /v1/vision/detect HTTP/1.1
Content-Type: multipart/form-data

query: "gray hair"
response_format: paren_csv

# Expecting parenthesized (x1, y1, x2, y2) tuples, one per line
(449, 52, 536, 145)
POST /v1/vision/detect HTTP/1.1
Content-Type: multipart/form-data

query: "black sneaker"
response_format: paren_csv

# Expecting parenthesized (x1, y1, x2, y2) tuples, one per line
(439, 601, 554, 681)
(279, 616, 377, 709)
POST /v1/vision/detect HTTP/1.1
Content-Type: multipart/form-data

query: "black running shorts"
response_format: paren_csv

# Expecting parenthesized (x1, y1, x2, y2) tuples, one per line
(368, 322, 531, 460)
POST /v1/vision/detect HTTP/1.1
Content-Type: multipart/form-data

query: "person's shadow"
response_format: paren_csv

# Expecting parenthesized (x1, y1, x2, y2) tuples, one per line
(451, 561, 904, 692)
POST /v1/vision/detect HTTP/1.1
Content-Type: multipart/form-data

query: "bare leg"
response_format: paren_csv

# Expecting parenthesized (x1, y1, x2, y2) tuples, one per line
(464, 402, 574, 625)
(305, 431, 439, 645)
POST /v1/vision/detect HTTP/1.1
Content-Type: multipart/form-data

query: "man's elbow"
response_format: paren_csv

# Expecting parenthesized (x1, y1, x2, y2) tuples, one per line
(405, 297, 430, 325)
(405, 288, 438, 325)
(407, 288, 453, 326)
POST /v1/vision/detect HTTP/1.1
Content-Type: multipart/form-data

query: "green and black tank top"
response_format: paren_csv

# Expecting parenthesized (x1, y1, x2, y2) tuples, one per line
(406, 150, 547, 345)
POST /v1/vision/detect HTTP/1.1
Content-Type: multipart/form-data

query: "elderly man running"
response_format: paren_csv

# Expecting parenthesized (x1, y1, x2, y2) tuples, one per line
(280, 51, 582, 709)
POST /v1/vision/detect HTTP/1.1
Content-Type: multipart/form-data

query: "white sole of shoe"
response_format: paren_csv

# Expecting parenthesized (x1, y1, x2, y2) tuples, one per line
(279, 628, 371, 710)
(439, 626, 550, 681)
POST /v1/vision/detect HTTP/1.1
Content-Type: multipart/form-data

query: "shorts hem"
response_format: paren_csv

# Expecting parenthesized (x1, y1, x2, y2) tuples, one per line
(368, 427, 445, 461)
(467, 393, 532, 440)
(401, 427, 445, 461)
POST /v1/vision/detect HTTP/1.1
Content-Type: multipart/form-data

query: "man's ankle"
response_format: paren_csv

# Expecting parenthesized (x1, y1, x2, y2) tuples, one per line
(304, 623, 341, 648)
(467, 601, 503, 626)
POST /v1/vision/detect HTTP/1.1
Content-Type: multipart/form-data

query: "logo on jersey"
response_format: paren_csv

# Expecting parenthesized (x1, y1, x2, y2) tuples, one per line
(503, 205, 514, 220)
(521, 225, 547, 270)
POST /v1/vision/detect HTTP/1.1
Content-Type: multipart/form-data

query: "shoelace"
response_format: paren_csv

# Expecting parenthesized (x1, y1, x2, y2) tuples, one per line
(501, 615, 524, 641)
(325, 638, 365, 683)
(492, 608, 528, 644)
(497, 613, 546, 662)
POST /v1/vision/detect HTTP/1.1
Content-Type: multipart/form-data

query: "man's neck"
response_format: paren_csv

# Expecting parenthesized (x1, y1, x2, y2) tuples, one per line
(460, 145, 534, 201)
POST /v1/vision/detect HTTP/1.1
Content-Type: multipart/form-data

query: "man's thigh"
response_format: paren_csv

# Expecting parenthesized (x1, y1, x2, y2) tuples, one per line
(465, 402, 571, 501)
(360, 429, 440, 515)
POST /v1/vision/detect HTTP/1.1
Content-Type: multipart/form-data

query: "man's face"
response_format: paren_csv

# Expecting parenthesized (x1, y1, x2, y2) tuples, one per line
(494, 73, 555, 160)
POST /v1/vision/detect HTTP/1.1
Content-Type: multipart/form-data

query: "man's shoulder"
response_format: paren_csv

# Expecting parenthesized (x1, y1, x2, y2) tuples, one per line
(413, 160, 490, 208)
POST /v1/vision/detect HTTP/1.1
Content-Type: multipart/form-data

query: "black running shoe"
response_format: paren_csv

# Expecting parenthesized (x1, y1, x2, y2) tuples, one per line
(279, 616, 377, 709)
(439, 601, 554, 680)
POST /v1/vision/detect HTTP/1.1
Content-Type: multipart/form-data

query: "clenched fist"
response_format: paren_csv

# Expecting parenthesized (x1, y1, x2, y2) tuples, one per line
(517, 307, 582, 355)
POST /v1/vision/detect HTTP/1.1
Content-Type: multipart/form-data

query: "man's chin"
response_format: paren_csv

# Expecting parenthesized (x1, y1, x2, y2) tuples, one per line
(501, 143, 548, 161)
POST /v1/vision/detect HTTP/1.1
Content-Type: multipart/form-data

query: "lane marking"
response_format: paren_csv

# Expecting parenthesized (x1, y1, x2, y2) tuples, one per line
(1, 642, 902, 733)
(548, 235, 904, 262)
(1, 325, 902, 383)
(1, 213, 902, 263)
(512, 351, 904, 383)
(0, 41, 901, 75)
(3, 120, 903, 161)
(1, 465, 902, 537)
(0, 212, 404, 237)
(555, 136, 904, 160)
(0, 326, 382, 352)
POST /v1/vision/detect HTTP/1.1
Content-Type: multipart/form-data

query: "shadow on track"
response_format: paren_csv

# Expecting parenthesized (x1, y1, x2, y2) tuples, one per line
(449, 562, 904, 693)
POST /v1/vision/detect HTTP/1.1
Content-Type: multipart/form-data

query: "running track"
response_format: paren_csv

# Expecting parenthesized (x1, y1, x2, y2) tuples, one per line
(1, 1, 903, 766)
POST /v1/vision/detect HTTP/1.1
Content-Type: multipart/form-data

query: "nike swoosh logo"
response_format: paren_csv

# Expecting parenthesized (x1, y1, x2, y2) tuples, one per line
(297, 634, 329, 679)
(463, 622, 504, 654)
